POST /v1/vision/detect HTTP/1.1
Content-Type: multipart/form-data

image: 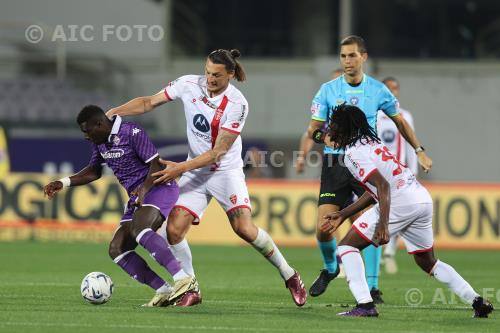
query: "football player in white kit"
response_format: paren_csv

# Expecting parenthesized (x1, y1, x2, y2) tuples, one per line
(377, 76, 418, 274)
(320, 104, 493, 317)
(107, 49, 307, 307)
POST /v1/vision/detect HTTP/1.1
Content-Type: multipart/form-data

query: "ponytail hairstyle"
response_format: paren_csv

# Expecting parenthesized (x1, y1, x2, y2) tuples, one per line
(208, 48, 246, 82)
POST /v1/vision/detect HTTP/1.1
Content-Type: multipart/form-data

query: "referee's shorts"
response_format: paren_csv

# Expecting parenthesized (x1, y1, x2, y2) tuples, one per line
(318, 154, 365, 207)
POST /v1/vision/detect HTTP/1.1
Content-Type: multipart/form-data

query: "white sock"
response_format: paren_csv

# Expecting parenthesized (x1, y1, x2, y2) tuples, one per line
(430, 260, 479, 305)
(384, 235, 398, 257)
(251, 228, 295, 280)
(338, 245, 373, 304)
(156, 283, 174, 294)
(172, 270, 190, 281)
(170, 239, 195, 277)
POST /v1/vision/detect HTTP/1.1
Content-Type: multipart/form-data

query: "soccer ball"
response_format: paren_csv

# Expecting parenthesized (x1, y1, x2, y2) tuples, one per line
(80, 272, 114, 305)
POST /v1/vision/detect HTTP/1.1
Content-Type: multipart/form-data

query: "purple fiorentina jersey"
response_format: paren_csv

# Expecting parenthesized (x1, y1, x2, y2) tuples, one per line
(88, 116, 158, 194)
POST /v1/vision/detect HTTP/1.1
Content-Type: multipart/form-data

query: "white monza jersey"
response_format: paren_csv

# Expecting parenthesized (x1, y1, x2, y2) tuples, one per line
(376, 108, 418, 175)
(344, 140, 432, 207)
(163, 75, 248, 173)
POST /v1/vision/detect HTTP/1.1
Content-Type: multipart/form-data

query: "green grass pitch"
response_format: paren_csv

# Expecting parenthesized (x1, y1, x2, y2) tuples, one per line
(0, 241, 497, 333)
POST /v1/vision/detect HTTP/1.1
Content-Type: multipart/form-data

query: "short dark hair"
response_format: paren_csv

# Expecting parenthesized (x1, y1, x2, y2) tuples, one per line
(77, 105, 106, 125)
(382, 76, 399, 85)
(340, 35, 367, 54)
(208, 49, 246, 82)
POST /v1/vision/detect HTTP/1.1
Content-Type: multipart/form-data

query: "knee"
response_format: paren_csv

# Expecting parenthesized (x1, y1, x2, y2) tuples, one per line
(167, 222, 185, 245)
(232, 221, 257, 242)
(108, 241, 122, 261)
(414, 254, 437, 273)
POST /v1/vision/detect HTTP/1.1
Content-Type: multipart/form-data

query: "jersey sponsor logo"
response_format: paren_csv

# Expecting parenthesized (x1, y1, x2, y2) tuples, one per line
(193, 114, 210, 132)
(350, 96, 359, 105)
(230, 194, 237, 204)
(190, 129, 211, 142)
(320, 192, 336, 198)
(132, 128, 141, 136)
(231, 122, 240, 129)
(381, 130, 396, 143)
(100, 148, 125, 159)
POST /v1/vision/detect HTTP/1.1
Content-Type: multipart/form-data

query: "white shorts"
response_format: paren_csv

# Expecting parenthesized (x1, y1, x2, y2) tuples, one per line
(352, 203, 434, 254)
(174, 168, 251, 224)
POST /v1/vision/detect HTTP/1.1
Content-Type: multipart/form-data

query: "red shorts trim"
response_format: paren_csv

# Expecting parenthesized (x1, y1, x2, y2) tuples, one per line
(339, 249, 360, 258)
(226, 205, 251, 215)
(173, 205, 200, 225)
(352, 224, 378, 247)
(408, 246, 433, 254)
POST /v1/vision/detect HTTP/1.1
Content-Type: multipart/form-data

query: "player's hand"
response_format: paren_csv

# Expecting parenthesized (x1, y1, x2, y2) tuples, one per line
(43, 181, 63, 199)
(417, 152, 432, 173)
(105, 109, 116, 119)
(373, 223, 390, 246)
(320, 212, 344, 234)
(295, 156, 305, 174)
(152, 159, 183, 184)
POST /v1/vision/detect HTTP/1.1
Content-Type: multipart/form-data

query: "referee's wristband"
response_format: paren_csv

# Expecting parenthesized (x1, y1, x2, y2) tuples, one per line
(59, 177, 71, 188)
(312, 129, 325, 144)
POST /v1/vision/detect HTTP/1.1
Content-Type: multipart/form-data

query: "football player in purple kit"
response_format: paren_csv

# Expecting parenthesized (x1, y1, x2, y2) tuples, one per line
(43, 105, 197, 307)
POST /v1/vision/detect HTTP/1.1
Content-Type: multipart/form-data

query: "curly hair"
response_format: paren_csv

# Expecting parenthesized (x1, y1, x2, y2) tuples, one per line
(328, 103, 380, 149)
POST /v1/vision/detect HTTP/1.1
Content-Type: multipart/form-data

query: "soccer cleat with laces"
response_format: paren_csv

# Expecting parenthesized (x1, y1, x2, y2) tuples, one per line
(168, 276, 198, 304)
(309, 266, 340, 297)
(337, 304, 379, 317)
(142, 291, 173, 307)
(370, 288, 384, 304)
(285, 271, 307, 306)
(472, 297, 494, 318)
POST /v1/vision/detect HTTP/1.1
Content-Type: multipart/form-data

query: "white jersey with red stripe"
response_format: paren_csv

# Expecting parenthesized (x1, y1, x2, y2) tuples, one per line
(376, 108, 418, 175)
(344, 139, 432, 207)
(164, 75, 248, 173)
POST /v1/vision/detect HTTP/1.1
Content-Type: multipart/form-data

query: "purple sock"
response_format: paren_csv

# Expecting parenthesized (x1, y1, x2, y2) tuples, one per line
(115, 251, 165, 290)
(137, 229, 182, 276)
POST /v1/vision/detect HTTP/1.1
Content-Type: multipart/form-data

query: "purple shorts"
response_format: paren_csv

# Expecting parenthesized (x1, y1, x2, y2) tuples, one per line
(120, 181, 179, 223)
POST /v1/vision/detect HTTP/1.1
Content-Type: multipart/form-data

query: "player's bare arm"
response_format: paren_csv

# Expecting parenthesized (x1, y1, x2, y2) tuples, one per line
(296, 131, 315, 174)
(365, 171, 390, 246)
(321, 192, 376, 234)
(306, 119, 325, 140)
(106, 91, 169, 118)
(390, 113, 432, 173)
(131, 156, 163, 206)
(152, 129, 239, 184)
(43, 165, 102, 199)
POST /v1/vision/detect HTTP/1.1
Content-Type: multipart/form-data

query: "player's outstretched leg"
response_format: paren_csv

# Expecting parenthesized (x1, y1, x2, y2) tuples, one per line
(363, 245, 384, 304)
(228, 208, 307, 306)
(109, 225, 174, 307)
(310, 204, 342, 297)
(131, 207, 196, 306)
(414, 250, 494, 318)
(383, 234, 399, 274)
